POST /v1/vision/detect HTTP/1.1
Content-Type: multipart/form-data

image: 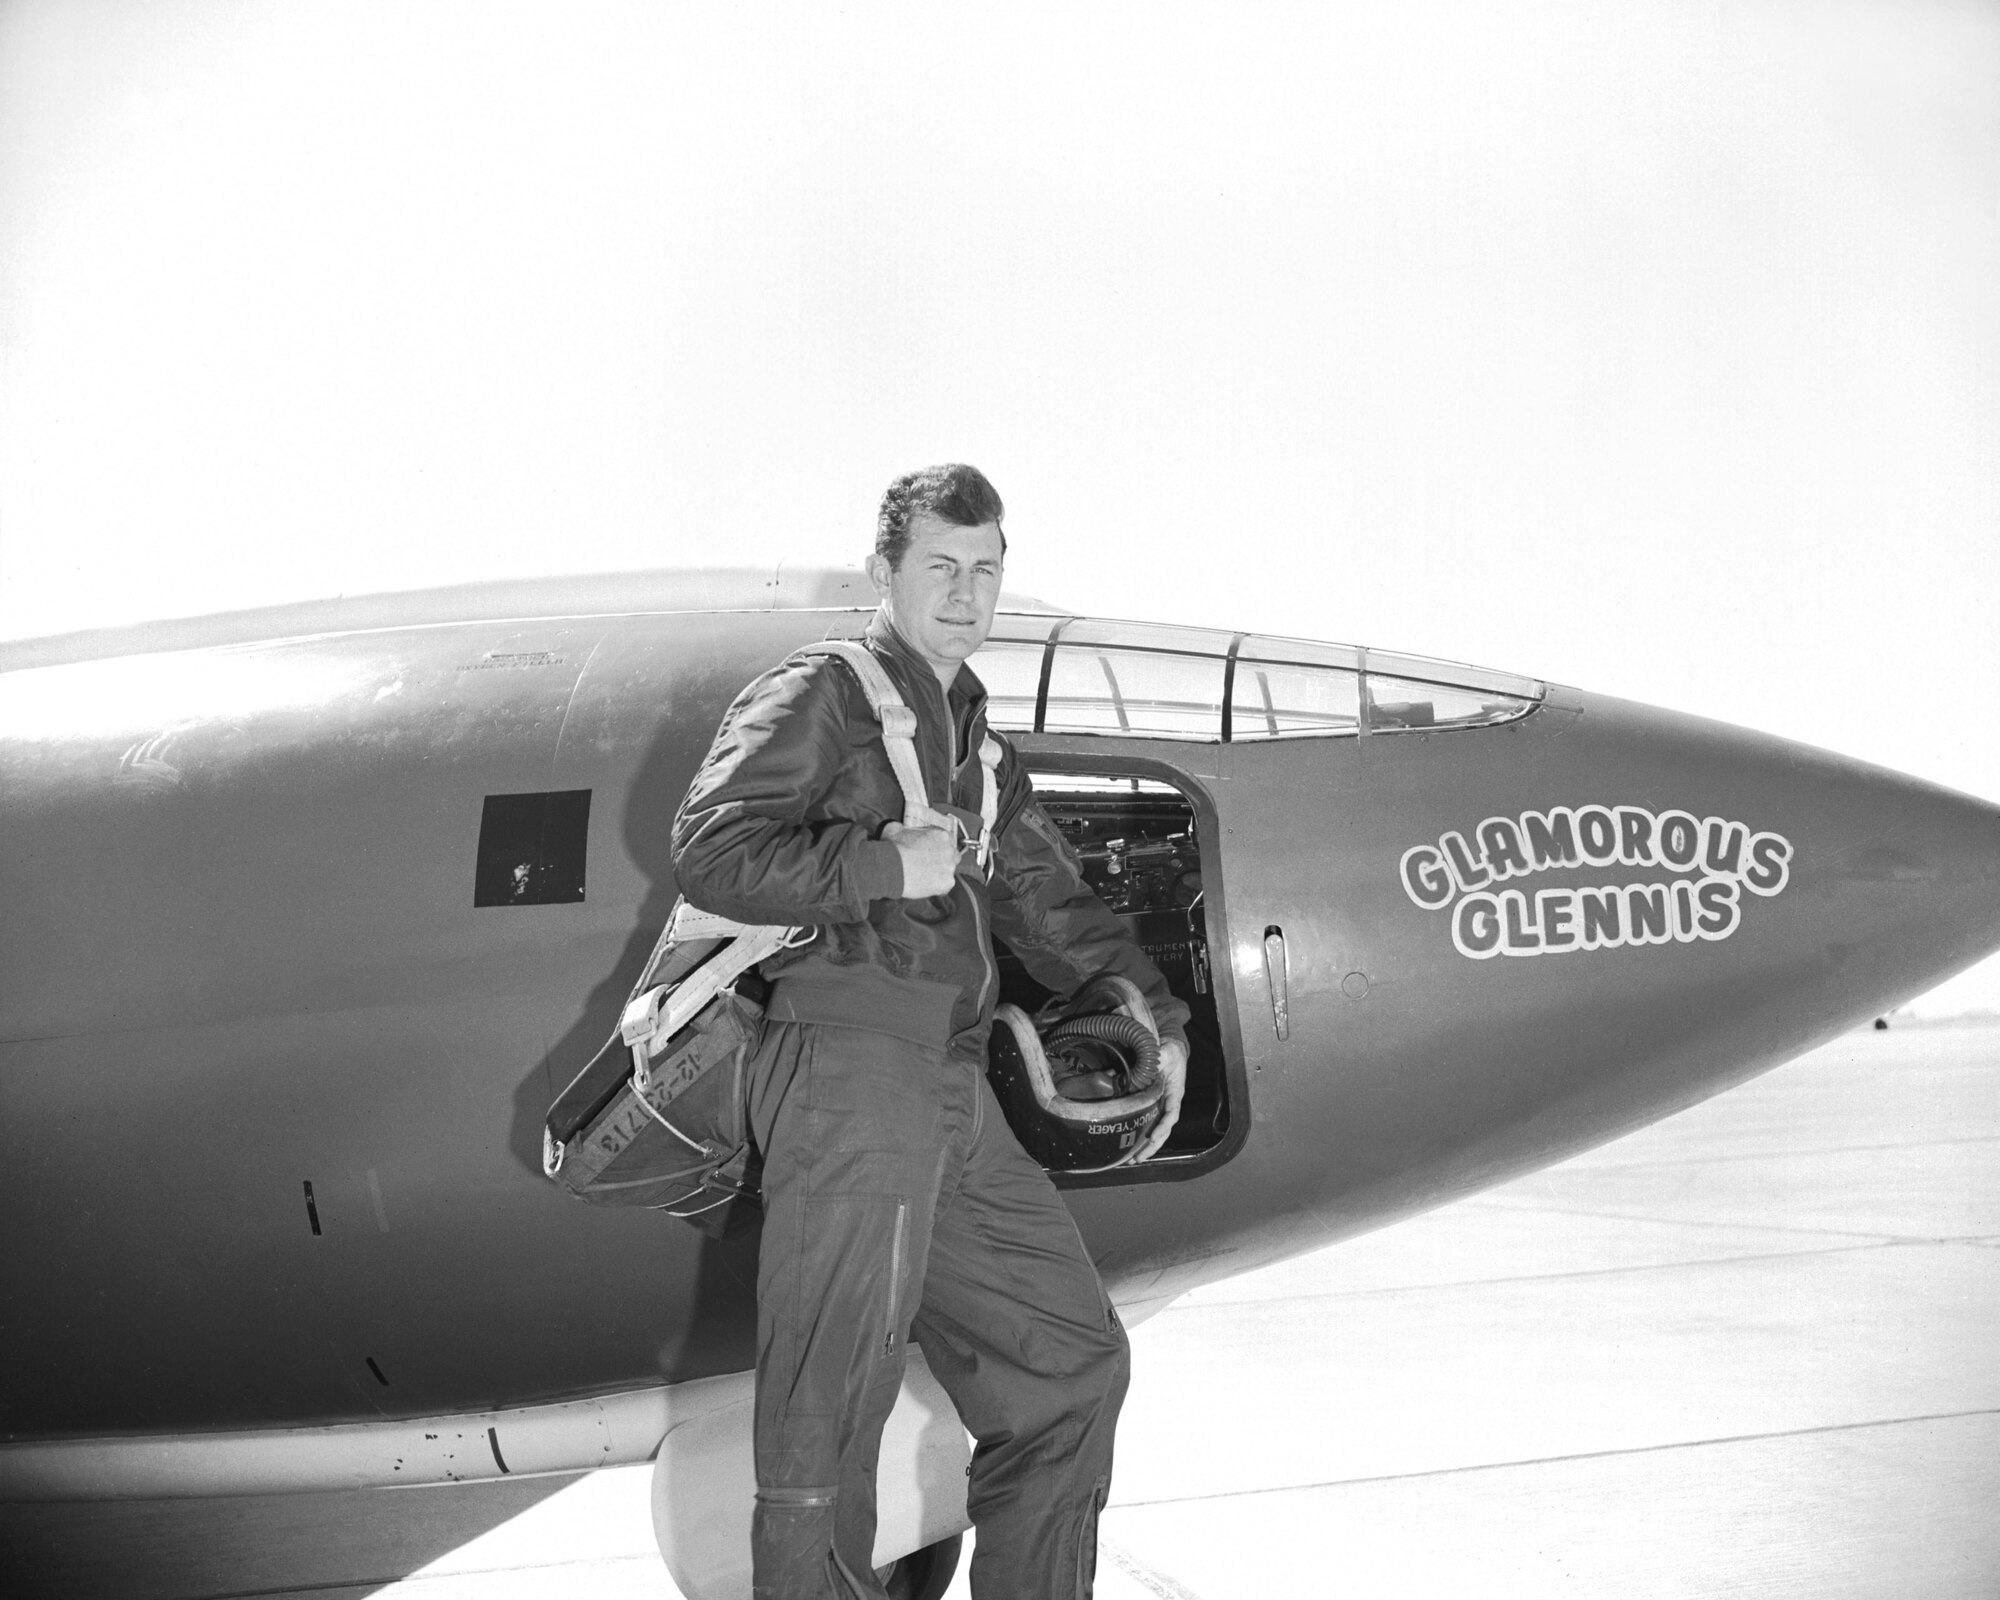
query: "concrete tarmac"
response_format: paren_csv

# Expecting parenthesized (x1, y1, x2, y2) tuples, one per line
(5, 1018, 1996, 1599)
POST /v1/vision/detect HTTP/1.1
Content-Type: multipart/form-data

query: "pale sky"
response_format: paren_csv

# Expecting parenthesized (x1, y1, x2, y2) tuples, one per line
(3, 0, 1997, 1007)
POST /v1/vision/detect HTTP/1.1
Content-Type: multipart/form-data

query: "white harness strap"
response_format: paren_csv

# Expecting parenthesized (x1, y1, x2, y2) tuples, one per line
(800, 640, 1002, 871)
(975, 732, 1002, 870)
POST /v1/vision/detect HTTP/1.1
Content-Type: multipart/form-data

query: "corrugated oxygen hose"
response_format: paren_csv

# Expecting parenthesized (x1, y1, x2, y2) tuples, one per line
(1045, 1013, 1162, 1091)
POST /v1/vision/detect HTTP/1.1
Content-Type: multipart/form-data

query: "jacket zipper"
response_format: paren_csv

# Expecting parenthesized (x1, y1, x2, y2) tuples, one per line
(949, 673, 997, 1023)
(916, 653, 996, 1064)
(967, 883, 995, 1144)
(969, 875, 996, 1020)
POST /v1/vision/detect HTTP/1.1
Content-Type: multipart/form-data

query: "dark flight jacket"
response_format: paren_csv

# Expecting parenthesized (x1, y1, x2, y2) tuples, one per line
(670, 612, 1191, 1063)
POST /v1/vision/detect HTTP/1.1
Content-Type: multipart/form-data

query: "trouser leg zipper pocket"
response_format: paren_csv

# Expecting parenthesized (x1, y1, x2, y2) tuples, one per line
(884, 1199, 908, 1354)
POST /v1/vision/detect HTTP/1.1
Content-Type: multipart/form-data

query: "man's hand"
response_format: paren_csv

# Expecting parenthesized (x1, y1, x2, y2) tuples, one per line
(1133, 1037, 1188, 1163)
(883, 818, 961, 899)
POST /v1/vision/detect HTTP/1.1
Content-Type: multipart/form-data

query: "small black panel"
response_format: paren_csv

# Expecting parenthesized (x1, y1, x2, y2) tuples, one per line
(475, 790, 591, 907)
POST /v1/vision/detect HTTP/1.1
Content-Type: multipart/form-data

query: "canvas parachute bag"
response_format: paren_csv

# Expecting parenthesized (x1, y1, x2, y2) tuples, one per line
(540, 638, 1001, 1226)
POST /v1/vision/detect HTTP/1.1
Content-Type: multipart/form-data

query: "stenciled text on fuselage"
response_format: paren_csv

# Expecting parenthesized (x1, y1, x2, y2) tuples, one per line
(1399, 804, 1794, 961)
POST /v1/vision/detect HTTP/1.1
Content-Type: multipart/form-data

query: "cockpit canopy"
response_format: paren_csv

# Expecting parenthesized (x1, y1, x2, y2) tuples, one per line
(977, 615, 1543, 741)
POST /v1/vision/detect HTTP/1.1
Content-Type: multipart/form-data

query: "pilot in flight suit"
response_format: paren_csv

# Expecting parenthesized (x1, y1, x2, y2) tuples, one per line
(671, 464, 1190, 1599)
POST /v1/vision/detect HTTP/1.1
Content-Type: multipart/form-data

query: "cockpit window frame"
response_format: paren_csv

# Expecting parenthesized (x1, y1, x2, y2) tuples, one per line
(981, 613, 1544, 742)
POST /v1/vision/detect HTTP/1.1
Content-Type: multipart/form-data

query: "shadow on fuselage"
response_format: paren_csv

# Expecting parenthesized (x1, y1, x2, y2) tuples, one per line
(501, 692, 769, 1384)
(503, 692, 704, 1181)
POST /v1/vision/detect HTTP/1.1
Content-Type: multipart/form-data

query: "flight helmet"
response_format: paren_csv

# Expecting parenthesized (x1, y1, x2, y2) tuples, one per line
(986, 973, 1168, 1172)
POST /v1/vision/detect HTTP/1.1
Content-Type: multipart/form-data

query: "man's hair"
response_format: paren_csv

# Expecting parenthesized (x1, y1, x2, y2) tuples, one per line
(875, 464, 1007, 569)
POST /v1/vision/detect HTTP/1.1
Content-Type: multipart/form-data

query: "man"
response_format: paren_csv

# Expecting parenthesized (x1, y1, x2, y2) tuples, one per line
(671, 463, 1191, 1598)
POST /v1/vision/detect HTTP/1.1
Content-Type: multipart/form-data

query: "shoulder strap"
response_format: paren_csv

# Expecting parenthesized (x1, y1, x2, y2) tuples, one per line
(795, 640, 939, 829)
(795, 640, 1002, 869)
(975, 732, 1003, 871)
(620, 899, 806, 1047)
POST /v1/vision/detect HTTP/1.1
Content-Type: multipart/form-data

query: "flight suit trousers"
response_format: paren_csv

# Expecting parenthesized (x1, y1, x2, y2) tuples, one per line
(745, 1018, 1131, 1600)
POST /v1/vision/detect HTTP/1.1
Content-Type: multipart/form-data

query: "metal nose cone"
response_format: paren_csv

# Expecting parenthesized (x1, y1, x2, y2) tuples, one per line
(1796, 750, 2000, 1015)
(1587, 691, 2000, 1037)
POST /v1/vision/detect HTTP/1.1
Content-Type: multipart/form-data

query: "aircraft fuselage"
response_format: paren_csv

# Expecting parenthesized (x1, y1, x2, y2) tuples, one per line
(4, 588, 1997, 1457)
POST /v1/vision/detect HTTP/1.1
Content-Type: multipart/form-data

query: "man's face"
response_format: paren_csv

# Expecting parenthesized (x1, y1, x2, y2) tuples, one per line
(867, 513, 1005, 683)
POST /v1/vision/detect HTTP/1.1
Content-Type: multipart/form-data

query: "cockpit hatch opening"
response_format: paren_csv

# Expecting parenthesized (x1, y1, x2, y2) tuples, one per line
(996, 767, 1237, 1185)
